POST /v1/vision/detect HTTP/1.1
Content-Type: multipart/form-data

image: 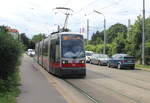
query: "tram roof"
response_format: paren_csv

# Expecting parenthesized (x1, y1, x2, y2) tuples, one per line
(59, 32, 83, 35)
(51, 32, 83, 35)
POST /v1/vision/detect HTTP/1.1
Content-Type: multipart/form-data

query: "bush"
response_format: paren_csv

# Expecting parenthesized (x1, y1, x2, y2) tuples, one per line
(85, 45, 96, 52)
(0, 27, 22, 92)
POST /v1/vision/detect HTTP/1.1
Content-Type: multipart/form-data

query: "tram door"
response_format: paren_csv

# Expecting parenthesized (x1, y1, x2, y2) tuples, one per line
(49, 38, 60, 74)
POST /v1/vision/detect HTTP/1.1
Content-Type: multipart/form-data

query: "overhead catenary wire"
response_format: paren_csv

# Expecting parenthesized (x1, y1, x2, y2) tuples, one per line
(73, 0, 123, 16)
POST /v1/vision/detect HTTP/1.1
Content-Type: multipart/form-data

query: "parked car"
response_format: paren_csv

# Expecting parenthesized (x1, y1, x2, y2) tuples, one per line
(85, 51, 94, 63)
(98, 54, 110, 66)
(107, 54, 135, 69)
(27, 49, 35, 57)
(90, 53, 109, 65)
(90, 53, 100, 64)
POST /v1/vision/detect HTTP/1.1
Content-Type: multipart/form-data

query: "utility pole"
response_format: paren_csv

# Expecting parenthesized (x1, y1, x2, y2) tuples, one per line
(94, 10, 106, 54)
(87, 19, 89, 45)
(127, 19, 131, 37)
(104, 18, 106, 54)
(142, 0, 145, 65)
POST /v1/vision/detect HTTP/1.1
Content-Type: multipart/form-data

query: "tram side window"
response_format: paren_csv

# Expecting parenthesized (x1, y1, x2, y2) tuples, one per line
(50, 39, 60, 62)
(35, 44, 38, 56)
(43, 40, 48, 56)
(40, 43, 43, 56)
(55, 39, 60, 62)
(50, 39, 56, 62)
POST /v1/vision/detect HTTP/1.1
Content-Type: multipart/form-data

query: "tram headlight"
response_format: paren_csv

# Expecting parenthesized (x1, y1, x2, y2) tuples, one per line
(62, 60, 65, 64)
(62, 60, 68, 64)
(80, 60, 85, 64)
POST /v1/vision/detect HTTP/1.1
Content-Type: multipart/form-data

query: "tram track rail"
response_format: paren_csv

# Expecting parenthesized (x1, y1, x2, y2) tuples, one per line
(65, 79, 144, 103)
(64, 79, 101, 103)
(88, 69, 150, 92)
(87, 66, 150, 84)
(92, 80, 143, 103)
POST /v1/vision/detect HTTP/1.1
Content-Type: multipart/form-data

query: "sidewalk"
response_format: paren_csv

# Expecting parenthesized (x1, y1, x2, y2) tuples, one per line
(17, 54, 68, 103)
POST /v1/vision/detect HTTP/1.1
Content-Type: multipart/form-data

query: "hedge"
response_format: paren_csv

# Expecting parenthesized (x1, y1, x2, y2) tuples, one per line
(0, 27, 22, 92)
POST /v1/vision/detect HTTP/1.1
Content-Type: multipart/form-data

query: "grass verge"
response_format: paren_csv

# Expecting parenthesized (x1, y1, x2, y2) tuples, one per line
(136, 64, 150, 70)
(0, 88, 20, 103)
(0, 67, 21, 103)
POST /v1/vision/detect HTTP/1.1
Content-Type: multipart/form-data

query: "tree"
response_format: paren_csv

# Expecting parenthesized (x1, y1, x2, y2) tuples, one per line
(20, 33, 30, 50)
(91, 31, 103, 45)
(32, 33, 46, 43)
(112, 32, 126, 54)
(107, 23, 127, 43)
(127, 16, 142, 60)
(0, 26, 22, 92)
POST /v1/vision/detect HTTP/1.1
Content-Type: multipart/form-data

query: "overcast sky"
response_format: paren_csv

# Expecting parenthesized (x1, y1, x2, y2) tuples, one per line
(0, 0, 150, 38)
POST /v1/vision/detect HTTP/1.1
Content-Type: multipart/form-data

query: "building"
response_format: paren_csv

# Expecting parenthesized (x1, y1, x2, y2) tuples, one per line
(5, 26, 19, 40)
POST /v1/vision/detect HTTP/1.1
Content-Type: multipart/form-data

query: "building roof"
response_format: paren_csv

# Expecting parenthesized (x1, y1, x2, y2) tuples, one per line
(5, 26, 18, 33)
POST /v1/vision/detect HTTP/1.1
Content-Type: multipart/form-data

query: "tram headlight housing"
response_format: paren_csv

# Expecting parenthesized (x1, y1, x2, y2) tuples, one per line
(62, 60, 68, 64)
(80, 60, 85, 64)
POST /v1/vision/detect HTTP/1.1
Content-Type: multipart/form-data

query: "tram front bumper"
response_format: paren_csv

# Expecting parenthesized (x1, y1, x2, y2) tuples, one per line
(60, 67, 86, 77)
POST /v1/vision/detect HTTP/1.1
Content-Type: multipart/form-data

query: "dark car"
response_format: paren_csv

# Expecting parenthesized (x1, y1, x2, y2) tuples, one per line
(107, 54, 135, 69)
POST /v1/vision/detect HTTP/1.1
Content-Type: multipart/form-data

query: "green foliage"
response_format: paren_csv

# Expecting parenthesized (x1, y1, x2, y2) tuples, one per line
(89, 16, 150, 64)
(0, 26, 22, 103)
(0, 86, 20, 103)
(136, 64, 150, 69)
(145, 42, 150, 64)
(112, 32, 127, 54)
(0, 31, 22, 80)
(127, 16, 142, 60)
(145, 17, 150, 41)
(85, 45, 96, 52)
(107, 23, 127, 43)
(31, 33, 46, 43)
(20, 33, 29, 50)
(91, 31, 103, 45)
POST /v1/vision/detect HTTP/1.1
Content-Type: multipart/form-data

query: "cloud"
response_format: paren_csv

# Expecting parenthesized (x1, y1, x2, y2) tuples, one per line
(0, 0, 149, 38)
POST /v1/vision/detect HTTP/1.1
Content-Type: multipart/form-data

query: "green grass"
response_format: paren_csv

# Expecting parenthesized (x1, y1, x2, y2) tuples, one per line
(0, 67, 21, 103)
(0, 89, 20, 103)
(136, 64, 150, 69)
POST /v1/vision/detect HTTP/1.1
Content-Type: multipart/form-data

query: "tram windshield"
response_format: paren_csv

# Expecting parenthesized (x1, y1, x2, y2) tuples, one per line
(61, 34, 85, 58)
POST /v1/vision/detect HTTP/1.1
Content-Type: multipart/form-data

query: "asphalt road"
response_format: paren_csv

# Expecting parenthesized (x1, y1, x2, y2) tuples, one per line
(67, 64, 150, 103)
(17, 55, 150, 103)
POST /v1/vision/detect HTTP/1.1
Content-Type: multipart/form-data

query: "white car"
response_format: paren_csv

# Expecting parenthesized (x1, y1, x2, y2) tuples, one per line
(85, 51, 94, 63)
(27, 49, 35, 57)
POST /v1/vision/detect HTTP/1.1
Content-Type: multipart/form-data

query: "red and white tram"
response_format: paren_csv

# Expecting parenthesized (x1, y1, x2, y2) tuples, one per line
(35, 32, 86, 77)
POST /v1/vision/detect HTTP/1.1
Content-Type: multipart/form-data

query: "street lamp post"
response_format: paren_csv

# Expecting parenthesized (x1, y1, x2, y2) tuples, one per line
(142, 0, 145, 65)
(94, 10, 106, 54)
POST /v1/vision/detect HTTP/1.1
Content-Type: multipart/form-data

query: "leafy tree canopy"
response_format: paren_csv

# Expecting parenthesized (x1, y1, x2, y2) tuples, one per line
(31, 33, 46, 43)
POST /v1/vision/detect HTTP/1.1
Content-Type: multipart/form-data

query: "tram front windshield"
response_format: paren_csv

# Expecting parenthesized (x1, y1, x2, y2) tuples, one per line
(61, 34, 84, 58)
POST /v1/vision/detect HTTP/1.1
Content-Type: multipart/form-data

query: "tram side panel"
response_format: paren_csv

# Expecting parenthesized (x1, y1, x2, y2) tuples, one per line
(49, 37, 61, 75)
(42, 39, 49, 70)
(35, 43, 39, 62)
(39, 41, 43, 66)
